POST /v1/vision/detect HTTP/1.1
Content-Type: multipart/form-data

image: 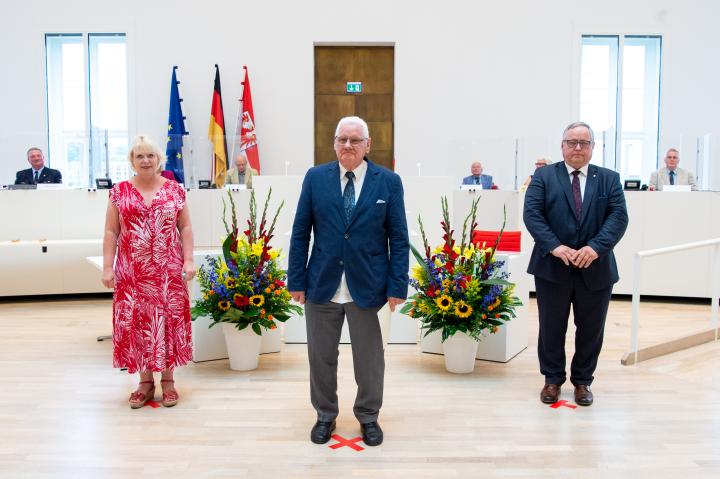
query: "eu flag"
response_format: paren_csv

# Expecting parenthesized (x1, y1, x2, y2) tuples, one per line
(166, 66, 188, 183)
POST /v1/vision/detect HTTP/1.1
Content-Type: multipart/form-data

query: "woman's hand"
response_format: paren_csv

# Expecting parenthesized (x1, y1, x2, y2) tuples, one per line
(102, 268, 115, 289)
(182, 261, 196, 282)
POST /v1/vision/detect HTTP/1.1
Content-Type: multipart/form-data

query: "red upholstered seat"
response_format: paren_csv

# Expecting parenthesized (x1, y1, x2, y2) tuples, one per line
(472, 230, 521, 252)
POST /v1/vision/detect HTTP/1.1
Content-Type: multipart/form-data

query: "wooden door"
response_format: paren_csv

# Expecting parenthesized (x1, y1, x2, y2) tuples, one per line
(314, 46, 394, 170)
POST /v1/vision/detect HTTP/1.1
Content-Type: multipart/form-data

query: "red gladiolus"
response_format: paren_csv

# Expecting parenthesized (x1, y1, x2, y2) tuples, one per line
(275, 280, 285, 287)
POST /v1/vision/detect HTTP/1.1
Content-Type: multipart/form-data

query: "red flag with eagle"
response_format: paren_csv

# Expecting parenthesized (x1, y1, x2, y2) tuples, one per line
(237, 66, 260, 174)
(208, 64, 228, 187)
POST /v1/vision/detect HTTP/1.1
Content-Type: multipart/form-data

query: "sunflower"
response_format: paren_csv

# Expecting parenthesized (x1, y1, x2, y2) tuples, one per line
(441, 278, 452, 289)
(454, 300, 472, 318)
(224, 277, 236, 289)
(435, 295, 452, 311)
(250, 295, 265, 307)
(218, 300, 231, 311)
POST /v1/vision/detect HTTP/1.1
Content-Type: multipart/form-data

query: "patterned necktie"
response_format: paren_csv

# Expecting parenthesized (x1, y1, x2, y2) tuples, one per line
(343, 171, 356, 222)
(475, 176, 480, 185)
(33, 170, 39, 184)
(572, 170, 582, 220)
(669, 170, 675, 185)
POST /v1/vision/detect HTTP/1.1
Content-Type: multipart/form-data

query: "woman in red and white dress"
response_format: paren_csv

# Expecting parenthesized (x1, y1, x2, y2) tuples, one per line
(102, 135, 195, 408)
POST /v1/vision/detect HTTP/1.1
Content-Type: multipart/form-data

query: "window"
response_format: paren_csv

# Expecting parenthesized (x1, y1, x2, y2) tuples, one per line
(45, 33, 129, 188)
(580, 35, 661, 182)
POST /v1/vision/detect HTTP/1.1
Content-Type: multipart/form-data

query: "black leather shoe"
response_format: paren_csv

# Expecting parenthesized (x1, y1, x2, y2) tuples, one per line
(540, 383, 561, 404)
(574, 385, 593, 406)
(361, 421, 383, 446)
(310, 420, 336, 444)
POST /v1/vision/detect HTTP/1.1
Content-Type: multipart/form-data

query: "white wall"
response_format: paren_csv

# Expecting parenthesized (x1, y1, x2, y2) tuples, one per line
(1, 0, 719, 189)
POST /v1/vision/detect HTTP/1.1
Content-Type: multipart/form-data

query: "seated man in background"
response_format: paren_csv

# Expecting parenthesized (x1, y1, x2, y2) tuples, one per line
(226, 153, 258, 188)
(522, 157, 552, 189)
(15, 147, 62, 184)
(649, 148, 698, 191)
(462, 161, 494, 189)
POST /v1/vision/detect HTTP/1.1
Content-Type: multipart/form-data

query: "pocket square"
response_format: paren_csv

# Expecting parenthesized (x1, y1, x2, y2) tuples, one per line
(376, 199, 386, 204)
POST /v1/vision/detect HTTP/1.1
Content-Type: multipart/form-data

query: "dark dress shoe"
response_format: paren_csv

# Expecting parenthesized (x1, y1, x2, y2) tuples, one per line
(574, 385, 593, 406)
(361, 421, 383, 446)
(310, 420, 336, 444)
(540, 383, 561, 404)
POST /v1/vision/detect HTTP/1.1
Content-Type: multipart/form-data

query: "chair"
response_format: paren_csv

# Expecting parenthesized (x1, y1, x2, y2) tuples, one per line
(471, 230, 521, 252)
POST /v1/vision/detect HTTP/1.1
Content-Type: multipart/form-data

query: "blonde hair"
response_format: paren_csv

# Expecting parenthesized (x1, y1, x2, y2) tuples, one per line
(128, 135, 165, 174)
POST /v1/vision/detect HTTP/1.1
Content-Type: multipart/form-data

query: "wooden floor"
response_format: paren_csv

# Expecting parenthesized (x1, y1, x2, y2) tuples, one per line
(1, 295, 719, 478)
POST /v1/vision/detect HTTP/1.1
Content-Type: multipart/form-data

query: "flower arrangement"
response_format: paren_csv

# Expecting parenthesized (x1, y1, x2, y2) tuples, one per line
(400, 197, 521, 342)
(190, 189, 303, 335)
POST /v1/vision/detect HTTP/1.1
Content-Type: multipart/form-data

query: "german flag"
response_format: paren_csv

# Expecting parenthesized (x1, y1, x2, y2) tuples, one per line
(208, 64, 228, 187)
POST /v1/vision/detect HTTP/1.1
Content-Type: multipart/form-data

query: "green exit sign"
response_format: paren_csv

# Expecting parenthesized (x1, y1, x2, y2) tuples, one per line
(346, 82, 362, 94)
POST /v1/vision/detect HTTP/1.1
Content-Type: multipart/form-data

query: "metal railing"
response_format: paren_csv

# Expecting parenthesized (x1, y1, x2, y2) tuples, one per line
(626, 238, 720, 364)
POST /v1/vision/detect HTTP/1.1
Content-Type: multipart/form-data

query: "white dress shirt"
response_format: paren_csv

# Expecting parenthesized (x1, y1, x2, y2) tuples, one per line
(331, 160, 368, 303)
(564, 162, 589, 200)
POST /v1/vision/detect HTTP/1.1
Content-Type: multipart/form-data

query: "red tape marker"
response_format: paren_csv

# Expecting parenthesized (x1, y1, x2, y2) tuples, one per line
(145, 400, 161, 409)
(329, 434, 364, 451)
(550, 399, 577, 409)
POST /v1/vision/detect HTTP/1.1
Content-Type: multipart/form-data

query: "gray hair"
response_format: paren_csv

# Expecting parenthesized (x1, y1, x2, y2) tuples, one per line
(26, 147, 43, 157)
(335, 116, 370, 138)
(563, 121, 595, 142)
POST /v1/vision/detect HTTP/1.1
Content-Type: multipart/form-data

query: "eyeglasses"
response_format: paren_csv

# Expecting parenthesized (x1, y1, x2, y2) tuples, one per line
(563, 140, 593, 150)
(334, 136, 367, 147)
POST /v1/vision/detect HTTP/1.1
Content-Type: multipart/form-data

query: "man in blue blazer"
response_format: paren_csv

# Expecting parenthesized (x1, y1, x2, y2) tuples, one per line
(523, 122, 628, 407)
(288, 116, 409, 446)
(461, 162, 493, 189)
(15, 147, 62, 185)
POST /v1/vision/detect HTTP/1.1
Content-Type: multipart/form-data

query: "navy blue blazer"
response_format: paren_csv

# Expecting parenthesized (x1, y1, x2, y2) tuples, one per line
(288, 159, 409, 308)
(15, 167, 62, 185)
(523, 162, 628, 291)
(462, 174, 493, 189)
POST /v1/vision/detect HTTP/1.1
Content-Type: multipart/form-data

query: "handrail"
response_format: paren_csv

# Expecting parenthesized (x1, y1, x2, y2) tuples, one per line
(628, 237, 720, 363)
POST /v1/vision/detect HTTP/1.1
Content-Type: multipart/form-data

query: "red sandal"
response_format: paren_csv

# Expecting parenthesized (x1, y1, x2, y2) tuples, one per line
(129, 380, 155, 409)
(160, 379, 179, 407)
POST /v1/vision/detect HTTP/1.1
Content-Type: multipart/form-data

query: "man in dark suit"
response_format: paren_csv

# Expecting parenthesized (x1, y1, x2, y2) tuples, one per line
(288, 116, 409, 446)
(523, 122, 628, 406)
(15, 147, 62, 184)
(462, 161, 493, 189)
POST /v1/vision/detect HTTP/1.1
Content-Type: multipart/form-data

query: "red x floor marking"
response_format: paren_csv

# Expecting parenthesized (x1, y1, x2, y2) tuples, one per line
(144, 400, 161, 409)
(329, 434, 364, 451)
(550, 400, 577, 409)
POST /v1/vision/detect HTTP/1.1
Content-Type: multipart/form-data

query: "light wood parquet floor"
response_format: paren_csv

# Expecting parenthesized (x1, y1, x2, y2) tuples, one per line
(1, 295, 719, 478)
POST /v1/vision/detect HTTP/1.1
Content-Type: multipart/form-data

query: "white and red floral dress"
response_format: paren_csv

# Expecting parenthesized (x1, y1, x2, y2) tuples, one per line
(110, 180, 193, 373)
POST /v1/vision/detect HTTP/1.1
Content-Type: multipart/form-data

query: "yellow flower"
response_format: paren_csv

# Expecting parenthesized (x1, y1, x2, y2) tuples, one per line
(250, 242, 264, 257)
(411, 264, 426, 282)
(454, 300, 472, 318)
(435, 295, 452, 311)
(463, 244, 475, 259)
(269, 249, 280, 260)
(218, 300, 231, 311)
(249, 295, 265, 307)
(441, 278, 451, 289)
(453, 246, 461, 255)
(224, 277, 236, 289)
(432, 245, 444, 254)
(217, 261, 229, 275)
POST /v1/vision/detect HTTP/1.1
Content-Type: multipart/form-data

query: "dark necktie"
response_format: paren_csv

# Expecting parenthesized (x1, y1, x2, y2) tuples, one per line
(669, 170, 675, 185)
(475, 176, 479, 185)
(34, 170, 39, 184)
(572, 170, 582, 220)
(343, 171, 356, 222)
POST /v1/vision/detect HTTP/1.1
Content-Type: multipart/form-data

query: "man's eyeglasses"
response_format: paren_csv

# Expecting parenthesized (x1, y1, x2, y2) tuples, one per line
(563, 140, 593, 150)
(334, 136, 367, 147)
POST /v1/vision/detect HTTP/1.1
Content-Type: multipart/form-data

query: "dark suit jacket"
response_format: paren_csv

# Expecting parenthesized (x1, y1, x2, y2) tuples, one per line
(462, 174, 493, 189)
(288, 158, 409, 308)
(523, 162, 628, 291)
(15, 167, 62, 185)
